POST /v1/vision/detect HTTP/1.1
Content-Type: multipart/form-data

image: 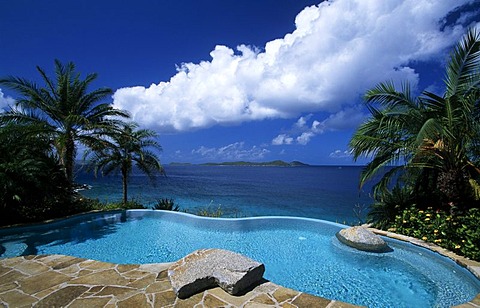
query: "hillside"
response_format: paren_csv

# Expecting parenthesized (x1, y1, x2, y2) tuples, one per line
(200, 160, 309, 167)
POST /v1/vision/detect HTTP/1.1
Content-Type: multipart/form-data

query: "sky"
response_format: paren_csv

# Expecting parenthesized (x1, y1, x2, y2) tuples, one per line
(1, 0, 480, 165)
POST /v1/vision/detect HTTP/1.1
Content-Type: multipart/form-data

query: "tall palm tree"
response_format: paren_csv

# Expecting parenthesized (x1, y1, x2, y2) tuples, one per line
(0, 124, 71, 224)
(349, 28, 480, 208)
(0, 60, 129, 188)
(86, 122, 164, 205)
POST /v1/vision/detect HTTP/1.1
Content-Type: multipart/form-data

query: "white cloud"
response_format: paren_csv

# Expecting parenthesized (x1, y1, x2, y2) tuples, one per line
(113, 0, 475, 132)
(295, 115, 311, 128)
(297, 131, 316, 145)
(272, 105, 368, 145)
(192, 142, 270, 161)
(272, 134, 294, 145)
(329, 149, 353, 159)
(0, 89, 14, 112)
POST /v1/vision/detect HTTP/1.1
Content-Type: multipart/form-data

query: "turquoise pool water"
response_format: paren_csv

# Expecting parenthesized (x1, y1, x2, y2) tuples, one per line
(0, 210, 479, 307)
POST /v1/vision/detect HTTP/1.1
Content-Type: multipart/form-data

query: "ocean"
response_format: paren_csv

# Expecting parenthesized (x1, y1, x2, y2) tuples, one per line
(76, 165, 374, 224)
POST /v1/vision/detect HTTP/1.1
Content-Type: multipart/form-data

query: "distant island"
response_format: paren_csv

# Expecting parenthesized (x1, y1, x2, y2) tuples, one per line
(169, 160, 309, 167)
(168, 162, 193, 166)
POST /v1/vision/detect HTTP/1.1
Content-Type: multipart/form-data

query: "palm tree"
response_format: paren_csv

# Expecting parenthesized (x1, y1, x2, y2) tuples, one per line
(86, 122, 164, 205)
(0, 124, 71, 224)
(349, 28, 480, 209)
(0, 60, 129, 189)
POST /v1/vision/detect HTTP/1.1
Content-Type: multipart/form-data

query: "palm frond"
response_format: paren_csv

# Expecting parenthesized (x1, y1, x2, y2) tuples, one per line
(445, 28, 480, 98)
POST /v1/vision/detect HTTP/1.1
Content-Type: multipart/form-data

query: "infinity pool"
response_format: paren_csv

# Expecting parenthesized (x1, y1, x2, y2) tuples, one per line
(0, 210, 478, 307)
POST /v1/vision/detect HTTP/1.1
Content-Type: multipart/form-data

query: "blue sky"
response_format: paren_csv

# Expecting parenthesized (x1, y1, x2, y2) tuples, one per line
(1, 1, 479, 165)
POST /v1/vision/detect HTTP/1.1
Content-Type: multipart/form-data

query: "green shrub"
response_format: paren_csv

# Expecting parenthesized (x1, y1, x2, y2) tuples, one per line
(390, 206, 480, 261)
(73, 197, 103, 211)
(76, 198, 145, 211)
(152, 198, 180, 211)
(195, 206, 223, 217)
(367, 185, 414, 229)
(193, 201, 223, 217)
(190, 202, 245, 218)
(111, 199, 145, 210)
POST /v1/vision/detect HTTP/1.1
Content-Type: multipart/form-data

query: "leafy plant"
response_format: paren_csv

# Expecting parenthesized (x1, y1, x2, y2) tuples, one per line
(0, 124, 72, 225)
(153, 198, 180, 211)
(367, 185, 414, 229)
(350, 28, 480, 262)
(194, 201, 223, 217)
(391, 206, 480, 261)
(196, 207, 223, 217)
(352, 203, 368, 225)
(77, 197, 145, 211)
(349, 28, 480, 209)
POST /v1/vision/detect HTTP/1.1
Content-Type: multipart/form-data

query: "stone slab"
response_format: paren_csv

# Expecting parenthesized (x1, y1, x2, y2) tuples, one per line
(336, 226, 390, 252)
(168, 248, 265, 299)
(35, 285, 89, 307)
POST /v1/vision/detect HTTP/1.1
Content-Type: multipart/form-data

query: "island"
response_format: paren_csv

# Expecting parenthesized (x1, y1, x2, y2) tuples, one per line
(199, 160, 309, 167)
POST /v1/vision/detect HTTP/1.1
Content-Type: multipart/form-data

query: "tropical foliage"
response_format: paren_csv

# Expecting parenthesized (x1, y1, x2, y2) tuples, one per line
(0, 61, 162, 225)
(195, 206, 224, 217)
(0, 124, 71, 225)
(152, 198, 180, 211)
(0, 60, 129, 188)
(350, 28, 480, 211)
(366, 185, 414, 230)
(80, 198, 145, 211)
(391, 206, 480, 261)
(86, 122, 164, 205)
(350, 28, 480, 260)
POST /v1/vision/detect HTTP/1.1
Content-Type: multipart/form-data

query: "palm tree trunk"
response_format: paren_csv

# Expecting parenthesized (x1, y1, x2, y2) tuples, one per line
(122, 168, 128, 205)
(64, 133, 76, 190)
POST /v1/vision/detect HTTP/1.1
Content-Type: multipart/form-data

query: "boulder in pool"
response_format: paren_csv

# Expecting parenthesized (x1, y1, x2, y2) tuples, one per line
(168, 248, 265, 299)
(336, 226, 390, 252)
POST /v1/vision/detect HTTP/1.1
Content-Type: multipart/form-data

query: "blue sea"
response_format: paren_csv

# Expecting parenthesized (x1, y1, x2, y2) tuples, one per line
(76, 165, 374, 224)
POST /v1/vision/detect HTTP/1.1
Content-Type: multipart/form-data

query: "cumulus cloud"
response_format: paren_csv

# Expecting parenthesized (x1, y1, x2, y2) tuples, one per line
(295, 115, 311, 129)
(329, 149, 353, 159)
(272, 134, 294, 145)
(272, 105, 368, 145)
(191, 142, 270, 161)
(113, 0, 476, 132)
(296, 131, 316, 145)
(0, 89, 14, 112)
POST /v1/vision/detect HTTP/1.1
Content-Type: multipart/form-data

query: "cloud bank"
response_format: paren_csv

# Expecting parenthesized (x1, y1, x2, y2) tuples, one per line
(329, 149, 352, 159)
(113, 0, 477, 133)
(0, 90, 14, 112)
(272, 106, 367, 145)
(191, 142, 270, 161)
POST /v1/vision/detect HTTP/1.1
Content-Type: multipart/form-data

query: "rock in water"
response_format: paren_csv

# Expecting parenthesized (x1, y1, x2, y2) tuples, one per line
(168, 248, 265, 299)
(336, 226, 390, 252)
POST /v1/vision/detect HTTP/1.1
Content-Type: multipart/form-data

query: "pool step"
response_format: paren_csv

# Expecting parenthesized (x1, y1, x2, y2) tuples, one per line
(0, 242, 27, 258)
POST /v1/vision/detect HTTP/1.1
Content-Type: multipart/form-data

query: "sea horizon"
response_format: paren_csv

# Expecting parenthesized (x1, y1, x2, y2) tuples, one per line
(77, 164, 375, 225)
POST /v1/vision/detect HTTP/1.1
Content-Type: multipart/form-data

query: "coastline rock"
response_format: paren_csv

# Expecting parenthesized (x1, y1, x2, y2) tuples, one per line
(336, 226, 390, 252)
(168, 248, 265, 299)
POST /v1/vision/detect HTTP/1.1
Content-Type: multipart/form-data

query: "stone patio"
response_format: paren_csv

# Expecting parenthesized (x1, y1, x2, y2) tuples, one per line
(0, 254, 361, 307)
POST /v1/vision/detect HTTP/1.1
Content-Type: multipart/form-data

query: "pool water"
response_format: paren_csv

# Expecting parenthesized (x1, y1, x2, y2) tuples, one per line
(0, 210, 479, 307)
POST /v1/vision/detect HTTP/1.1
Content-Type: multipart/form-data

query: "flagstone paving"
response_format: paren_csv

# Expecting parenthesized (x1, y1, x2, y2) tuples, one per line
(0, 254, 361, 307)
